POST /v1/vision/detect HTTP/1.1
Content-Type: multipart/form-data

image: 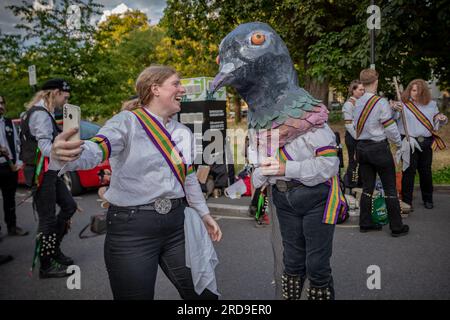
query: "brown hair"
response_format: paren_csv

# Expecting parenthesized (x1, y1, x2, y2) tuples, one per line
(348, 80, 362, 97)
(122, 65, 178, 111)
(359, 69, 379, 86)
(401, 79, 431, 105)
(0, 95, 5, 104)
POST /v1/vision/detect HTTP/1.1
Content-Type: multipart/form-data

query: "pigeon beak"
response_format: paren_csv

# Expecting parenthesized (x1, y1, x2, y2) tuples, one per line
(210, 62, 236, 93)
(210, 72, 230, 93)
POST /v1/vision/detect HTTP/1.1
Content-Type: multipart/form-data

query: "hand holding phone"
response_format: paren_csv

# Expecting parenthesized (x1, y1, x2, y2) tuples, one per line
(63, 103, 81, 141)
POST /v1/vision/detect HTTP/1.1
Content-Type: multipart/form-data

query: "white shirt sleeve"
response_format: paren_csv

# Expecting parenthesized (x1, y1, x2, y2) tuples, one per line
(431, 101, 447, 130)
(29, 111, 54, 157)
(49, 112, 129, 172)
(284, 128, 340, 186)
(343, 101, 357, 139)
(12, 122, 22, 166)
(379, 99, 401, 147)
(184, 129, 210, 217)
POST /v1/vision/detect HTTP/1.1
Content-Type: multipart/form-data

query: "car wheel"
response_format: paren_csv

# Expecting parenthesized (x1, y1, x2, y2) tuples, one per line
(62, 172, 84, 196)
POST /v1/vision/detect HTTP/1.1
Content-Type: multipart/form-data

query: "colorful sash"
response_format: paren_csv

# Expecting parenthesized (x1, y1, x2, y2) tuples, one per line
(90, 134, 111, 162)
(403, 100, 446, 150)
(131, 107, 194, 191)
(276, 146, 347, 225)
(356, 95, 382, 138)
(34, 148, 48, 188)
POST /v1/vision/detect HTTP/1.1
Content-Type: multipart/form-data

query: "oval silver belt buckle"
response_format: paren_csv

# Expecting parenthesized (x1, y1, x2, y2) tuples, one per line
(154, 198, 172, 214)
(417, 136, 425, 143)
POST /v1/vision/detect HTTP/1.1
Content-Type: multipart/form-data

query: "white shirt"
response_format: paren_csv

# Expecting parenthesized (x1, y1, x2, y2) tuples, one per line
(252, 124, 339, 188)
(0, 116, 21, 165)
(394, 100, 446, 137)
(342, 97, 357, 139)
(28, 100, 56, 158)
(53, 109, 209, 216)
(353, 92, 401, 146)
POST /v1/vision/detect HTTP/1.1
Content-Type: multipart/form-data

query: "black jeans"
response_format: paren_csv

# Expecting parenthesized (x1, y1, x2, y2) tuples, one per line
(0, 164, 18, 230)
(272, 183, 335, 288)
(401, 136, 433, 205)
(104, 204, 218, 300)
(34, 170, 77, 234)
(356, 140, 403, 231)
(344, 131, 361, 188)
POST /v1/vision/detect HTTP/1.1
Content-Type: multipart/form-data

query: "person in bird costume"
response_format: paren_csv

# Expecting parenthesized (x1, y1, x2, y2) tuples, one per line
(211, 22, 346, 300)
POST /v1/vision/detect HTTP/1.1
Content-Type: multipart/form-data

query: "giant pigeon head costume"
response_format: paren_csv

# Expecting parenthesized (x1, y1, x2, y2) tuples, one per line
(211, 22, 325, 130)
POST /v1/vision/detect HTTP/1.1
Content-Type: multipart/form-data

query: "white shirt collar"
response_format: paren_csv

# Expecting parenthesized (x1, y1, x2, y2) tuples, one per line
(145, 108, 173, 130)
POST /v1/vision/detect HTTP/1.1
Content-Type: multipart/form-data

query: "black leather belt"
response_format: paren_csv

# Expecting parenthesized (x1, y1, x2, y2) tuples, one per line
(357, 139, 387, 144)
(111, 198, 185, 215)
(401, 135, 432, 143)
(275, 180, 303, 192)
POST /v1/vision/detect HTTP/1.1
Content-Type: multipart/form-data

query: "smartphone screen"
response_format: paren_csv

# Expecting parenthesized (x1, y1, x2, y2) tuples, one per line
(63, 104, 81, 141)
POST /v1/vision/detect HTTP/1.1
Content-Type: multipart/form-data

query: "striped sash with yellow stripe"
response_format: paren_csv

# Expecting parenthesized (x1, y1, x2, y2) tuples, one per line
(403, 101, 446, 151)
(276, 146, 347, 225)
(131, 107, 194, 191)
(356, 95, 381, 138)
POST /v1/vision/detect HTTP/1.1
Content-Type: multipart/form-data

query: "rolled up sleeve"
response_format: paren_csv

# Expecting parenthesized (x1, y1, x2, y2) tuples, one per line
(284, 128, 339, 186)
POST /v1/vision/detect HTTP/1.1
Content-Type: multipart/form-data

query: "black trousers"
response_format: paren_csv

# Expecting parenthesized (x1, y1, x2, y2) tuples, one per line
(401, 136, 433, 205)
(272, 183, 335, 288)
(0, 164, 18, 230)
(356, 140, 404, 231)
(104, 203, 218, 300)
(344, 131, 361, 188)
(33, 170, 77, 234)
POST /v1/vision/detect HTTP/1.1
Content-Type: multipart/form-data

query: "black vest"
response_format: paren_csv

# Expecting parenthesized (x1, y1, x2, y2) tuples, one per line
(20, 106, 60, 165)
(2, 117, 17, 163)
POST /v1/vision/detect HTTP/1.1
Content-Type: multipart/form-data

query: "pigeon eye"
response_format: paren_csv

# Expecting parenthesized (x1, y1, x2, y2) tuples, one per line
(216, 55, 220, 65)
(251, 32, 265, 45)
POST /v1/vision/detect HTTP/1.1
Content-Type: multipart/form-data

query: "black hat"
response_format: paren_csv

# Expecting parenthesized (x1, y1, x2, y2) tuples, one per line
(41, 78, 71, 92)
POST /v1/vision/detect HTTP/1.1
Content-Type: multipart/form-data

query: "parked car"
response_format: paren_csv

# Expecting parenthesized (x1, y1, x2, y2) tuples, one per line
(13, 119, 111, 196)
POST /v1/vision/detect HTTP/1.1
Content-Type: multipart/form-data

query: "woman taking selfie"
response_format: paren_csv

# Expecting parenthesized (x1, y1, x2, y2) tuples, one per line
(50, 65, 222, 300)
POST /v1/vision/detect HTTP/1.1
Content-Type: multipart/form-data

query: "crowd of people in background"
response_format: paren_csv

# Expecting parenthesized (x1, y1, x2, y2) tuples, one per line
(0, 66, 448, 300)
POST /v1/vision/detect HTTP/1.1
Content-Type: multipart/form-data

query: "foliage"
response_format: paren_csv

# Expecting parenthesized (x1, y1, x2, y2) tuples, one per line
(0, 0, 449, 121)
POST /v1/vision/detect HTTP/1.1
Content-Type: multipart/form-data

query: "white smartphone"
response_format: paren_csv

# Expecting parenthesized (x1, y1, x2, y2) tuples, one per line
(63, 103, 81, 141)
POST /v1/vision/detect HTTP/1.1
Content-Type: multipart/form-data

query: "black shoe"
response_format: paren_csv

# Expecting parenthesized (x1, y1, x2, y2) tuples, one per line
(391, 224, 409, 237)
(0, 254, 13, 266)
(54, 249, 74, 266)
(360, 225, 383, 233)
(8, 226, 29, 237)
(39, 260, 70, 279)
(248, 205, 257, 217)
(424, 202, 434, 209)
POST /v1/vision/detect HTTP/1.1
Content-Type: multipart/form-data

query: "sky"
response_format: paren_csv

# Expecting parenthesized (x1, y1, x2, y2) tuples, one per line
(0, 0, 168, 34)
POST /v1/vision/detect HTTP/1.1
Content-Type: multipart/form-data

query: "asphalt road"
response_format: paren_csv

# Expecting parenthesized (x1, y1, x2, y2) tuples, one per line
(1, 188, 449, 300)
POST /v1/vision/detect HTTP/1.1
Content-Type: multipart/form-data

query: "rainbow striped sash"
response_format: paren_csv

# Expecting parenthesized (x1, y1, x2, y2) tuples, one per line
(276, 146, 347, 225)
(356, 95, 381, 138)
(132, 108, 194, 191)
(90, 134, 111, 162)
(403, 101, 446, 151)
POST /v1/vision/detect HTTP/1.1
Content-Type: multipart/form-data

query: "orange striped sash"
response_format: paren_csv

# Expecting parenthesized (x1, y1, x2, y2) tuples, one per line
(403, 101, 446, 150)
(356, 95, 381, 138)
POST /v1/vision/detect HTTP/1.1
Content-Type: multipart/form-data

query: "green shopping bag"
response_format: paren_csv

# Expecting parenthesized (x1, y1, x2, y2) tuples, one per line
(371, 194, 389, 225)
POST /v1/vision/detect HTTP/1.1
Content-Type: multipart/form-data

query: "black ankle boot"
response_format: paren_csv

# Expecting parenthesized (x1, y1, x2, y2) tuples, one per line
(55, 220, 74, 266)
(54, 249, 74, 266)
(306, 285, 334, 300)
(281, 272, 305, 300)
(39, 258, 70, 279)
(38, 233, 70, 279)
